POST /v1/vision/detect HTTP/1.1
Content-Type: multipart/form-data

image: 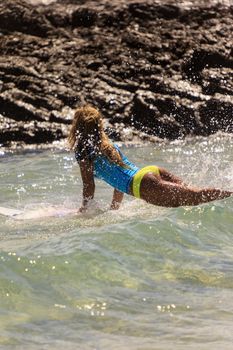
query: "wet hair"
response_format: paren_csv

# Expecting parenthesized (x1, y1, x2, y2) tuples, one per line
(68, 105, 125, 167)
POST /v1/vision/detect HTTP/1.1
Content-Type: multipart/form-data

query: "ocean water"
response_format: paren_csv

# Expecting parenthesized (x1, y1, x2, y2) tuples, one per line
(0, 135, 233, 349)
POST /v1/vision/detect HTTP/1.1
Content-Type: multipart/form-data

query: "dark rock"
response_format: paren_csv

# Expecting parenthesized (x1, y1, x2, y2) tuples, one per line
(183, 49, 233, 83)
(0, 0, 52, 37)
(128, 3, 181, 21)
(0, 0, 233, 147)
(71, 7, 98, 27)
(0, 117, 65, 145)
(201, 68, 233, 96)
(199, 99, 233, 134)
(0, 94, 46, 122)
(45, 10, 70, 28)
(131, 91, 184, 139)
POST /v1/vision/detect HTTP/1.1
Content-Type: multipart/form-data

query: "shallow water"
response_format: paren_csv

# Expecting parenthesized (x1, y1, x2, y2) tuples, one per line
(0, 135, 233, 349)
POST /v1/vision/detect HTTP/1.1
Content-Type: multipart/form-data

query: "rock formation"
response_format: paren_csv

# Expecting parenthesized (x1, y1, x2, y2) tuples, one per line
(0, 0, 232, 147)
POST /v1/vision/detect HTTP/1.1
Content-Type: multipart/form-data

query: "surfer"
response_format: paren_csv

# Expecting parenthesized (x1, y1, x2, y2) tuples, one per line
(68, 105, 232, 212)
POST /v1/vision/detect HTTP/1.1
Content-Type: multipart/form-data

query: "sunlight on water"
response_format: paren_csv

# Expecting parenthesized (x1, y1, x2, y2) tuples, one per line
(0, 134, 233, 349)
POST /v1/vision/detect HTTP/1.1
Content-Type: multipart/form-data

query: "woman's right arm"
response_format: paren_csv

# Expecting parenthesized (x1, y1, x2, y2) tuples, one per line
(79, 160, 95, 212)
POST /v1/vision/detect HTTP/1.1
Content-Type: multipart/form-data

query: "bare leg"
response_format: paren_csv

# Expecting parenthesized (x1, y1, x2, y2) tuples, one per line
(159, 167, 188, 186)
(140, 173, 232, 208)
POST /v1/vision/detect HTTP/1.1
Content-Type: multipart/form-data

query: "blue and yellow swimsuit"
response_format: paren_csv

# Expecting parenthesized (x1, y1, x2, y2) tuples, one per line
(75, 144, 160, 198)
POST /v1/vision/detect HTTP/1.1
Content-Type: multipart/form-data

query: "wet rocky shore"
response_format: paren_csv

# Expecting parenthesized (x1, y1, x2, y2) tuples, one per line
(0, 0, 233, 148)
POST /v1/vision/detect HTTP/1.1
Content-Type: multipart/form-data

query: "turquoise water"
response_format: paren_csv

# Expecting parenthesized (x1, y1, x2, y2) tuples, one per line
(0, 135, 233, 349)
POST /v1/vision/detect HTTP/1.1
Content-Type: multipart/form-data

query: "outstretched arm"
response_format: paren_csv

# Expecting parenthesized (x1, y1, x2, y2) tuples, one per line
(110, 189, 124, 210)
(79, 160, 95, 212)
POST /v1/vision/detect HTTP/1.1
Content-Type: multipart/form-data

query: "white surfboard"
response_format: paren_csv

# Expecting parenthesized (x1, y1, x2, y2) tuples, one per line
(0, 206, 78, 220)
(0, 206, 23, 217)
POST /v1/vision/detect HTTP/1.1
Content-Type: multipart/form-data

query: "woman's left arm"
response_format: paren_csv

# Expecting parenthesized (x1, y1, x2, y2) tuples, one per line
(79, 160, 95, 212)
(110, 189, 124, 210)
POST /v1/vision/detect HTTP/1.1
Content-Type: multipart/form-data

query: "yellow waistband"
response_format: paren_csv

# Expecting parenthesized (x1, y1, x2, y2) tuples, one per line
(132, 165, 160, 198)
